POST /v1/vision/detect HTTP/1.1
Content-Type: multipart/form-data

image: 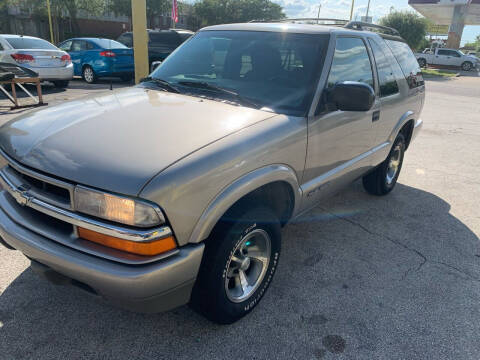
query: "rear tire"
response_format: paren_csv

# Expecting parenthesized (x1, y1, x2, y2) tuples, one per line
(52, 80, 69, 88)
(190, 206, 281, 324)
(462, 61, 473, 71)
(418, 58, 427, 68)
(82, 66, 96, 84)
(363, 133, 405, 196)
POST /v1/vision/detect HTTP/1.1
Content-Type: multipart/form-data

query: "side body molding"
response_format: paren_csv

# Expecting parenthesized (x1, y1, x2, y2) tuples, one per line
(188, 165, 302, 244)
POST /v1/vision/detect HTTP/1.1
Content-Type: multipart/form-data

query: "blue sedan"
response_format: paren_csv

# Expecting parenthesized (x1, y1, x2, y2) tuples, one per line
(58, 38, 134, 83)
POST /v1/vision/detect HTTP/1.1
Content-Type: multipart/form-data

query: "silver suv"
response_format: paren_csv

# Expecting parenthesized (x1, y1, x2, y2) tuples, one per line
(0, 21, 424, 324)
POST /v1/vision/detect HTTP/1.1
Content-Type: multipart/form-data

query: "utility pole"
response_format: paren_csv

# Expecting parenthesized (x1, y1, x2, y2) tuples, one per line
(317, 3, 321, 24)
(349, 0, 355, 21)
(46, 0, 54, 43)
(366, 0, 371, 18)
(131, 0, 149, 83)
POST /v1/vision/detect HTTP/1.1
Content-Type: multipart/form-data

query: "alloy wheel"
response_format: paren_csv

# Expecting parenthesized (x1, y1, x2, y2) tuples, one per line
(224, 229, 271, 303)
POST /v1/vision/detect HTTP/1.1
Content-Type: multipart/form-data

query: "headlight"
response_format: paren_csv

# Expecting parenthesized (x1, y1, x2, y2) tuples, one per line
(74, 186, 164, 227)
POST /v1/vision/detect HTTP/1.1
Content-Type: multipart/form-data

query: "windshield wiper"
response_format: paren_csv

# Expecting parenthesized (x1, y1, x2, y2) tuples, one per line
(178, 81, 260, 109)
(140, 77, 179, 93)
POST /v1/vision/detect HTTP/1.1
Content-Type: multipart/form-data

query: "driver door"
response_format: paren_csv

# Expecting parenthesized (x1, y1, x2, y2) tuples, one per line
(302, 36, 379, 209)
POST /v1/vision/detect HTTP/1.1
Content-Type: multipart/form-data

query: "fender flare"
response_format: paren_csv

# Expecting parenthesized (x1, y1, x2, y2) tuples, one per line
(388, 110, 415, 145)
(188, 164, 302, 244)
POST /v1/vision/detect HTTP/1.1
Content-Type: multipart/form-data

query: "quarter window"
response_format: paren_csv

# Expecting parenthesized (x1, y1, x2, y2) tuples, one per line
(368, 38, 399, 97)
(385, 40, 424, 89)
(327, 37, 374, 88)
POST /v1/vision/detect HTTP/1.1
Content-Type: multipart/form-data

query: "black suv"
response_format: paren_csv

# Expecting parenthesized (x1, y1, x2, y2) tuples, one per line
(117, 29, 193, 66)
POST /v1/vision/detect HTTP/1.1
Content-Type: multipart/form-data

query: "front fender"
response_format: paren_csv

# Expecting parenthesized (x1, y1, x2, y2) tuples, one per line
(188, 164, 302, 244)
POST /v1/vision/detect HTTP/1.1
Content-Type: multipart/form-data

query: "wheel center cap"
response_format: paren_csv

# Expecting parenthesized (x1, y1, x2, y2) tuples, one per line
(240, 257, 251, 271)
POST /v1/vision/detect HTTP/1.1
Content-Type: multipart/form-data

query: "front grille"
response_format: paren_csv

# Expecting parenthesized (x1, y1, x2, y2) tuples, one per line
(3, 164, 72, 209)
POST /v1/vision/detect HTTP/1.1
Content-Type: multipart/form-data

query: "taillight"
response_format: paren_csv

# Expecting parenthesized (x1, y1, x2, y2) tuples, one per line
(100, 51, 116, 58)
(11, 53, 34, 64)
(61, 54, 71, 63)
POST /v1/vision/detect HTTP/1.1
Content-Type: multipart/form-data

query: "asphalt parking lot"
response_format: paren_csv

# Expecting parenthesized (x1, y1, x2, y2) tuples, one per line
(0, 75, 479, 359)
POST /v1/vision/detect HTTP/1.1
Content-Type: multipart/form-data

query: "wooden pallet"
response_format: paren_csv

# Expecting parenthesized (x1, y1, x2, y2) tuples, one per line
(0, 77, 47, 110)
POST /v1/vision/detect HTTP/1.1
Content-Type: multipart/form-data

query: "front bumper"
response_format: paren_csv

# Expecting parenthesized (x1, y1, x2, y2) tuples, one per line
(0, 198, 204, 313)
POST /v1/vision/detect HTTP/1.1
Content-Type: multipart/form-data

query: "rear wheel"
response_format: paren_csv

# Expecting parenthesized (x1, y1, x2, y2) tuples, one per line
(82, 66, 96, 83)
(363, 133, 405, 196)
(418, 58, 427, 68)
(462, 61, 473, 71)
(190, 206, 281, 324)
(52, 80, 69, 88)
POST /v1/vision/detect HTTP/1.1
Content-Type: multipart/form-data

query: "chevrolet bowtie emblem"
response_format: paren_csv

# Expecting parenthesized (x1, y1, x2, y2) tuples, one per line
(13, 184, 32, 207)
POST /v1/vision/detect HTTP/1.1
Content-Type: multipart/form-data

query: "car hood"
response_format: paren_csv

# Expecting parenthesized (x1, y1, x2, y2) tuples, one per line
(0, 86, 274, 196)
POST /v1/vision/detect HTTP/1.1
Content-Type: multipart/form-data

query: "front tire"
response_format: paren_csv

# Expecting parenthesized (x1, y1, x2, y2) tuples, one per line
(462, 61, 473, 71)
(82, 65, 96, 83)
(363, 133, 405, 196)
(191, 206, 281, 324)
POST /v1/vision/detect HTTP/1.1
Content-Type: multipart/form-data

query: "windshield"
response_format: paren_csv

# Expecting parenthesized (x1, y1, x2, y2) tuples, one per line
(151, 30, 329, 116)
(6, 37, 57, 50)
(93, 39, 127, 49)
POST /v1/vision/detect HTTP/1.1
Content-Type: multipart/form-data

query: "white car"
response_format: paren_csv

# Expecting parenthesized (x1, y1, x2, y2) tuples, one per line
(415, 47, 479, 71)
(0, 34, 74, 88)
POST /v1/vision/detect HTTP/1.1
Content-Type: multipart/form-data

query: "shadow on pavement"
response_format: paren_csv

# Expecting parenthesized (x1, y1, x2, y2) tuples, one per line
(0, 182, 479, 359)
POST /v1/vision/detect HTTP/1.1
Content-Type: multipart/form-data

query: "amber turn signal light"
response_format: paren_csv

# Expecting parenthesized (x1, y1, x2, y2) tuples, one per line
(78, 227, 177, 256)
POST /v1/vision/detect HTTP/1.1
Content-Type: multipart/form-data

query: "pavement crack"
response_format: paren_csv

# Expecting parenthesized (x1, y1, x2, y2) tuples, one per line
(318, 207, 480, 282)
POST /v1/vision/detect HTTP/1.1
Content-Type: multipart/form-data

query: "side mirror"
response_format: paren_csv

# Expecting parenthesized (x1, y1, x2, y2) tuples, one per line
(327, 81, 375, 112)
(150, 60, 162, 73)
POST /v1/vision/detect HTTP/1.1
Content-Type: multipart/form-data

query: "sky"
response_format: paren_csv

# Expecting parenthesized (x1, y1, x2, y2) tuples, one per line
(274, 0, 480, 46)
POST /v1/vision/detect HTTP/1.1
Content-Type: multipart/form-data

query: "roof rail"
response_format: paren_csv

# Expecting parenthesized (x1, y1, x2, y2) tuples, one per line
(249, 18, 349, 26)
(344, 21, 400, 36)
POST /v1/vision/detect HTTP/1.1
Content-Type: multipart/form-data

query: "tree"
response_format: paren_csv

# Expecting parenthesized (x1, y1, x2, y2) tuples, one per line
(109, 0, 172, 28)
(9, 0, 104, 40)
(379, 11, 428, 50)
(194, 0, 285, 27)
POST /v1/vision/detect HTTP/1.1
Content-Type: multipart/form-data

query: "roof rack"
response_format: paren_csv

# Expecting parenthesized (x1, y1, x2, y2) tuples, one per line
(344, 21, 400, 36)
(249, 18, 349, 26)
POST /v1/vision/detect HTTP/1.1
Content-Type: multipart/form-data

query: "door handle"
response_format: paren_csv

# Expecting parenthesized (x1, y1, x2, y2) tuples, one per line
(372, 110, 380, 122)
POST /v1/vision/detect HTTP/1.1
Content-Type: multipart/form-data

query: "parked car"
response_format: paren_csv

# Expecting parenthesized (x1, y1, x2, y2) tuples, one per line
(58, 38, 134, 83)
(117, 29, 193, 68)
(0, 21, 424, 324)
(0, 34, 73, 88)
(415, 47, 479, 71)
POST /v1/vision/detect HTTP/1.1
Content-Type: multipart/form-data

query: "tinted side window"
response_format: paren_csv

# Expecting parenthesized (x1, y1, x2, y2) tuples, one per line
(385, 40, 424, 89)
(327, 37, 374, 88)
(149, 32, 180, 46)
(368, 39, 399, 97)
(71, 40, 87, 51)
(437, 49, 449, 56)
(118, 33, 133, 47)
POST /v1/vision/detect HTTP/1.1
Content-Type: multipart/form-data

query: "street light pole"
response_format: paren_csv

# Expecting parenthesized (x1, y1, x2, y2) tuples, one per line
(349, 0, 355, 21)
(366, 0, 371, 18)
(317, 3, 321, 24)
(46, 0, 54, 43)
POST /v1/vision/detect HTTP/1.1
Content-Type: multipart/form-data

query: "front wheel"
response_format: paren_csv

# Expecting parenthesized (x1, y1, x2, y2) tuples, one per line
(462, 61, 473, 71)
(363, 133, 405, 196)
(190, 206, 281, 324)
